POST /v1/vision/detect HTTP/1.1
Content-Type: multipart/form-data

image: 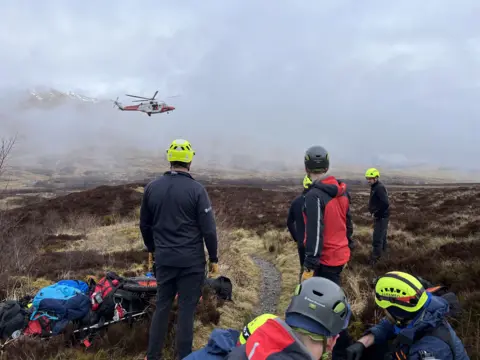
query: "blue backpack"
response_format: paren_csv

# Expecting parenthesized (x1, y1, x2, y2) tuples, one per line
(31, 283, 82, 319)
(56, 280, 89, 294)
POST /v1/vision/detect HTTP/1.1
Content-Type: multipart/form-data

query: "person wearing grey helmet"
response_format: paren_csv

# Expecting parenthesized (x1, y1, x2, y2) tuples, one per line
(301, 145, 354, 285)
(226, 277, 352, 360)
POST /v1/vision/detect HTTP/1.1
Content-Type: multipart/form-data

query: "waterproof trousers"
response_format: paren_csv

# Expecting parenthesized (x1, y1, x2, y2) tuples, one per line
(146, 263, 205, 360)
(372, 217, 389, 260)
(314, 264, 344, 287)
(297, 243, 306, 282)
(297, 242, 305, 269)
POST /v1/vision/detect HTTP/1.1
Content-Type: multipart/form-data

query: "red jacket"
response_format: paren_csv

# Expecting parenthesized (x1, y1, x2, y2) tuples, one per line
(302, 176, 353, 268)
(226, 318, 313, 360)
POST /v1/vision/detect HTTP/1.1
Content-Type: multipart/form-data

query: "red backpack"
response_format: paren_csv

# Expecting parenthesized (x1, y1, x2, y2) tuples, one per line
(89, 272, 123, 316)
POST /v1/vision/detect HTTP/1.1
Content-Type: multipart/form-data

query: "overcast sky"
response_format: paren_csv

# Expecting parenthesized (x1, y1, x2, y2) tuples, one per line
(0, 0, 479, 172)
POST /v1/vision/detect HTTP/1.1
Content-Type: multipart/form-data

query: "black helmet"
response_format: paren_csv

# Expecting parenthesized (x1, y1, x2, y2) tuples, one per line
(304, 145, 329, 173)
(285, 277, 351, 336)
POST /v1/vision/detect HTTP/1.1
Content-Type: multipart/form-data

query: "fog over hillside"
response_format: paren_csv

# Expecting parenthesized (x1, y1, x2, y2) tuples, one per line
(1, 1, 479, 180)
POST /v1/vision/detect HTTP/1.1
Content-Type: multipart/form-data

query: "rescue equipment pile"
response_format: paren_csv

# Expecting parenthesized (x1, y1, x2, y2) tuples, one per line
(0, 271, 233, 352)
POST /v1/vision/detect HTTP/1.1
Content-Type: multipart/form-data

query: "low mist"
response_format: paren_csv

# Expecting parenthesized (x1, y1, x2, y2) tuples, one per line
(1, 0, 479, 177)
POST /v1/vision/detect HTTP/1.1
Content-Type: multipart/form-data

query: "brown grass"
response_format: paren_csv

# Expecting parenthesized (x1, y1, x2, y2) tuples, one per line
(0, 180, 479, 359)
(0, 203, 264, 359)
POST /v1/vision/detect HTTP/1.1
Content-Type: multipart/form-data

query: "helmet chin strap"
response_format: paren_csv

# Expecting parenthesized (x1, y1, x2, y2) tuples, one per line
(384, 309, 411, 328)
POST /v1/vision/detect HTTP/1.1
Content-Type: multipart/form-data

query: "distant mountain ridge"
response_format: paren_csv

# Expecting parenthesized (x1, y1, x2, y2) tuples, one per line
(29, 88, 100, 103)
(1, 87, 479, 182)
(0, 87, 110, 110)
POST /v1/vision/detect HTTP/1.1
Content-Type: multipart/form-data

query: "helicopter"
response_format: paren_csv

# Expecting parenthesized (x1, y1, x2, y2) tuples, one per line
(112, 91, 176, 116)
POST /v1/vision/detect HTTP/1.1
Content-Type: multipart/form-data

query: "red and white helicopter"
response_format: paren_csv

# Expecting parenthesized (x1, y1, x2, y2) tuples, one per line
(113, 91, 176, 116)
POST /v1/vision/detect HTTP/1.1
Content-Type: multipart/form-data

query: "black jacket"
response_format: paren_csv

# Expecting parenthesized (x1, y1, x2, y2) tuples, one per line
(368, 180, 390, 218)
(139, 170, 218, 267)
(286, 190, 307, 245)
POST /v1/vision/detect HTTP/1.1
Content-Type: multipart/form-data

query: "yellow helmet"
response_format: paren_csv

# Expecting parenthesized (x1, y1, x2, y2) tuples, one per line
(375, 271, 428, 313)
(365, 167, 380, 178)
(166, 139, 195, 163)
(303, 174, 312, 189)
(238, 313, 277, 345)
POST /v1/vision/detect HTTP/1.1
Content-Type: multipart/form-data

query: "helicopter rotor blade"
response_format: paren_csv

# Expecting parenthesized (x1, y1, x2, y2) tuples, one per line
(152, 90, 158, 100)
(126, 94, 151, 100)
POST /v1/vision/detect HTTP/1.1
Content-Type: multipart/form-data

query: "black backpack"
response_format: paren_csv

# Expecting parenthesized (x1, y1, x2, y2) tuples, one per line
(0, 300, 29, 339)
(205, 276, 233, 301)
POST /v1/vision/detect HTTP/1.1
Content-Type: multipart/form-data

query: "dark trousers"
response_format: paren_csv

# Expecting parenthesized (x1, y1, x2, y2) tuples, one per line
(313, 263, 351, 360)
(314, 264, 344, 286)
(146, 263, 205, 360)
(297, 243, 306, 283)
(372, 217, 389, 259)
(297, 243, 305, 268)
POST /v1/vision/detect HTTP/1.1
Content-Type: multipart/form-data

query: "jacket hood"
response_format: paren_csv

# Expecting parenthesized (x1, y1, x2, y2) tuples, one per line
(205, 329, 241, 355)
(243, 318, 315, 360)
(311, 176, 347, 198)
(395, 294, 450, 339)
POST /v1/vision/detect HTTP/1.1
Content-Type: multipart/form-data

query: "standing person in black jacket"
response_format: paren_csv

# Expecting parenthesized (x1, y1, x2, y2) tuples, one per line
(140, 139, 219, 360)
(286, 175, 312, 282)
(365, 167, 389, 265)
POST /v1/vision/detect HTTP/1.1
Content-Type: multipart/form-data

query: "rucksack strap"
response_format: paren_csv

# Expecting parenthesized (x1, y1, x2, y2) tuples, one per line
(393, 321, 456, 360)
(424, 324, 456, 360)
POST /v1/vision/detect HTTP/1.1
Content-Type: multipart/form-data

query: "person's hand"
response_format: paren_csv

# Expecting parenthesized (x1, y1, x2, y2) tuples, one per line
(208, 260, 219, 277)
(349, 240, 356, 250)
(346, 341, 366, 360)
(301, 268, 314, 282)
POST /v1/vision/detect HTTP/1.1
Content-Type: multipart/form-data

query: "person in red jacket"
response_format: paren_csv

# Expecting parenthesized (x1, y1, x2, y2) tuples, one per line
(300, 145, 354, 286)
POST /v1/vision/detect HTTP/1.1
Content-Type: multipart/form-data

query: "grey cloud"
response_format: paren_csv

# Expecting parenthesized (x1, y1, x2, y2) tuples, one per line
(0, 0, 479, 176)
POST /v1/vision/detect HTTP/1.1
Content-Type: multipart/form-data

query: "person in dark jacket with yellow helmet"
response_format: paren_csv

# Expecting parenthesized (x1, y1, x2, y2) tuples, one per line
(141, 139, 219, 360)
(365, 168, 389, 265)
(346, 271, 470, 360)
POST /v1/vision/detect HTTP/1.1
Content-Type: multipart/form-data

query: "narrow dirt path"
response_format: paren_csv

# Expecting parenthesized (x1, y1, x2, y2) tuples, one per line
(251, 255, 282, 316)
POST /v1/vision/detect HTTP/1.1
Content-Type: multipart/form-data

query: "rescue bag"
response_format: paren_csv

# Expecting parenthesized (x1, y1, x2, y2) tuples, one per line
(23, 313, 53, 337)
(0, 300, 29, 339)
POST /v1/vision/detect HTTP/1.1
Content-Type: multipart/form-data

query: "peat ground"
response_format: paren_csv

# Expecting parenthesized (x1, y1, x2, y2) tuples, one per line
(0, 181, 479, 358)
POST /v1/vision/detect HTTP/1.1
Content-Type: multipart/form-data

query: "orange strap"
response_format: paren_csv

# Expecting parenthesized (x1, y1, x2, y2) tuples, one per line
(426, 286, 445, 293)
